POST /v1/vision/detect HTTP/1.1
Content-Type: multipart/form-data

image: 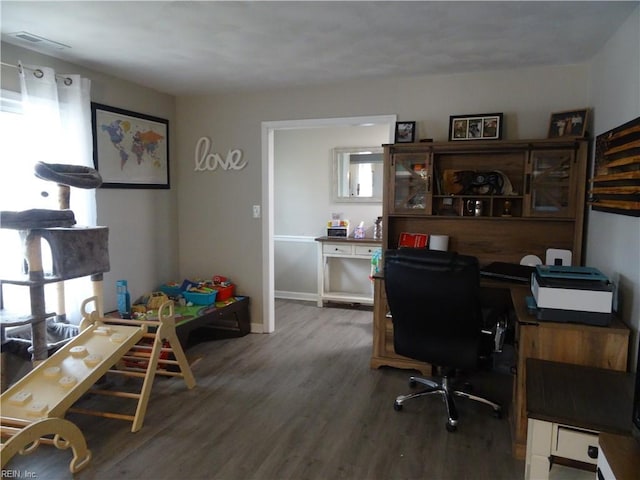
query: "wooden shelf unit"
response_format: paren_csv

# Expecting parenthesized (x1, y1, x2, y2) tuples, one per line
(374, 139, 591, 379)
(383, 138, 589, 264)
(372, 137, 590, 376)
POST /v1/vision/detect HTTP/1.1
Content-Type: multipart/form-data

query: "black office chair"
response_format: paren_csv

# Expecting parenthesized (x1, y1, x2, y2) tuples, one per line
(384, 248, 502, 432)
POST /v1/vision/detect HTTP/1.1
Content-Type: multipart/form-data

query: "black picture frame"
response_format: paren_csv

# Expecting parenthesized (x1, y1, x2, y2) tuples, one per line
(548, 108, 589, 138)
(395, 121, 416, 143)
(449, 113, 503, 141)
(91, 102, 170, 189)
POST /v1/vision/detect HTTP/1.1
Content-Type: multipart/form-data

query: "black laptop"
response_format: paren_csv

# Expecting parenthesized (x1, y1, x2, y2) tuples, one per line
(480, 262, 535, 283)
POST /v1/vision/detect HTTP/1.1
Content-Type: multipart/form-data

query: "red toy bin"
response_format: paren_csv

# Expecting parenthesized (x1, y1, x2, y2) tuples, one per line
(214, 284, 235, 302)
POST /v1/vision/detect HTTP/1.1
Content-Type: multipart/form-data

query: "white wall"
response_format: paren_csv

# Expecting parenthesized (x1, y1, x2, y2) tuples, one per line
(176, 64, 591, 327)
(275, 125, 388, 237)
(2, 4, 637, 350)
(274, 125, 387, 300)
(1, 42, 179, 313)
(587, 5, 640, 368)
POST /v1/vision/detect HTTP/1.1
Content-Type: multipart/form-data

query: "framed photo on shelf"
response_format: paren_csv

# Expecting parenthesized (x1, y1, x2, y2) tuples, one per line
(548, 108, 589, 138)
(449, 113, 503, 141)
(91, 102, 170, 189)
(395, 121, 416, 143)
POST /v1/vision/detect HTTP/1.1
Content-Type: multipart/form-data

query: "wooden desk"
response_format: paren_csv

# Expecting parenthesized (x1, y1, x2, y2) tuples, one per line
(524, 359, 634, 480)
(511, 288, 631, 459)
(371, 276, 430, 375)
(371, 277, 527, 375)
(370, 280, 631, 459)
(598, 432, 640, 480)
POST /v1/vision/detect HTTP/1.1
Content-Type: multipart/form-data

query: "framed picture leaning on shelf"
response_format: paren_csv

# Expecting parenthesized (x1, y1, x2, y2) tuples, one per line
(547, 108, 589, 138)
(395, 121, 416, 143)
(449, 113, 503, 141)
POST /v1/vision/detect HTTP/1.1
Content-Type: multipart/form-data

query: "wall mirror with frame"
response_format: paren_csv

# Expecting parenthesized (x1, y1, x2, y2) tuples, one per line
(332, 146, 384, 203)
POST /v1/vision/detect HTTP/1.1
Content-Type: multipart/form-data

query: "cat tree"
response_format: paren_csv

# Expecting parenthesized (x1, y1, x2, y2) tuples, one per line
(0, 161, 107, 366)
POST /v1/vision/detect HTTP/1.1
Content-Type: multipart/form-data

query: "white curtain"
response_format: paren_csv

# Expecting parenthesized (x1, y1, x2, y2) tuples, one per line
(0, 63, 95, 323)
(18, 63, 95, 225)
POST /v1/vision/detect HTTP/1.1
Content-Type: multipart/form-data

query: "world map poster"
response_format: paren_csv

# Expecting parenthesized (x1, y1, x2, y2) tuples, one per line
(92, 103, 169, 188)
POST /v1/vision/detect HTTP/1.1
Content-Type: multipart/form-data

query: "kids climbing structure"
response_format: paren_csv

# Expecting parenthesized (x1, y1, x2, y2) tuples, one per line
(0, 161, 108, 366)
(1, 162, 196, 472)
(1, 315, 146, 473)
(70, 298, 196, 433)
(1, 298, 196, 473)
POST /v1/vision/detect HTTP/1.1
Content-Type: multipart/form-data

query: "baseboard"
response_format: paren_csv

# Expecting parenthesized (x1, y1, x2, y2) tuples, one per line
(275, 290, 317, 303)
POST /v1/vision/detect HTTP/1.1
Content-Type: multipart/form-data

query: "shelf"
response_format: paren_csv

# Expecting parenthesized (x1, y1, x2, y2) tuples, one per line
(0, 310, 56, 327)
(0, 274, 69, 286)
(387, 213, 575, 222)
(432, 195, 524, 199)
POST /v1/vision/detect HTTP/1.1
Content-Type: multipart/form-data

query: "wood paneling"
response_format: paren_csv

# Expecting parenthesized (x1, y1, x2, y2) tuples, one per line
(387, 217, 575, 266)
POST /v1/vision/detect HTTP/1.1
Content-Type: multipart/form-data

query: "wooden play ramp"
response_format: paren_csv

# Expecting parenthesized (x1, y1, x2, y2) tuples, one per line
(1, 298, 196, 473)
(70, 298, 196, 432)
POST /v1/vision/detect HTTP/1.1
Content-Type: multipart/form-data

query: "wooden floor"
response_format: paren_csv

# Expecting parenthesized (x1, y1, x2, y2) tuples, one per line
(4, 299, 524, 479)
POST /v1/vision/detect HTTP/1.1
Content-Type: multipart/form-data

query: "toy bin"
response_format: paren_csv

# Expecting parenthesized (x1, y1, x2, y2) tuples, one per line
(213, 284, 235, 302)
(183, 290, 217, 306)
(159, 283, 183, 297)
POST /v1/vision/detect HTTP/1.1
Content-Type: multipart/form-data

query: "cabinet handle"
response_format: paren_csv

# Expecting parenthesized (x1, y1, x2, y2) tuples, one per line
(525, 174, 531, 194)
(427, 174, 431, 193)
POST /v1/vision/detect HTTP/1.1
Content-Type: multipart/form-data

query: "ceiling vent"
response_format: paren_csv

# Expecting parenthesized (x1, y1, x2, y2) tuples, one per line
(8, 31, 70, 50)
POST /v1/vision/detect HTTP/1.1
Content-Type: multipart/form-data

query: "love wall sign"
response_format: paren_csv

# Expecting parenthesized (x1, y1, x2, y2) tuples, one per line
(194, 136, 246, 171)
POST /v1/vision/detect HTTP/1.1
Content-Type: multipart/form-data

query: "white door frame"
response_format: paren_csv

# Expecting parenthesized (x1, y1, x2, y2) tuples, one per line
(260, 114, 397, 333)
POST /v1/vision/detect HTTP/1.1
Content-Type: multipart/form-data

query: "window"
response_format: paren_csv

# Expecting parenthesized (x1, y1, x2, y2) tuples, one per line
(0, 89, 85, 320)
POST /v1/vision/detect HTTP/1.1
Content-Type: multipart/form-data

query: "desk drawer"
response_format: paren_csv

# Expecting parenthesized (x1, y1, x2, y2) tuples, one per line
(323, 243, 353, 255)
(354, 245, 378, 256)
(552, 424, 599, 465)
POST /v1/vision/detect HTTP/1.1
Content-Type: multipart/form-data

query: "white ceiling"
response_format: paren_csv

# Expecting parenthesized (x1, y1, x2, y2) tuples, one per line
(1, 1, 637, 96)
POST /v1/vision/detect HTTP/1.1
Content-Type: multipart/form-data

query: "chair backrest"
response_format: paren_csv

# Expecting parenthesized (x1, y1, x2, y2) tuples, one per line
(384, 249, 482, 369)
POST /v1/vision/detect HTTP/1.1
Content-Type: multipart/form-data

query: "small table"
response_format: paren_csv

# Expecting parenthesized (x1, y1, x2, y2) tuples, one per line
(108, 296, 251, 350)
(315, 236, 380, 307)
(524, 359, 634, 480)
(173, 296, 250, 348)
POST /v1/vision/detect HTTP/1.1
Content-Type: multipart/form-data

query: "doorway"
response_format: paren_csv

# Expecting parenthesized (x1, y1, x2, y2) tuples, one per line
(261, 115, 396, 333)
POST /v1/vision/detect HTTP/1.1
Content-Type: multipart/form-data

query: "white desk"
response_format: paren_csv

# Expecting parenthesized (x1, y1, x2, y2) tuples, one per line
(315, 237, 381, 307)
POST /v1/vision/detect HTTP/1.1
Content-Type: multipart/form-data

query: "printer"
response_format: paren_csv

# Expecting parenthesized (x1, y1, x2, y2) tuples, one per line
(327, 219, 351, 238)
(530, 265, 614, 326)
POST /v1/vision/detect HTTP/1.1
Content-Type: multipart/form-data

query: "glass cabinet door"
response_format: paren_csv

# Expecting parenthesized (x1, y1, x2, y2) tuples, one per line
(389, 152, 432, 213)
(526, 149, 576, 217)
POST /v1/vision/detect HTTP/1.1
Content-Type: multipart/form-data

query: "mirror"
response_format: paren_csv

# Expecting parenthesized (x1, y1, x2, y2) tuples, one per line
(332, 146, 384, 203)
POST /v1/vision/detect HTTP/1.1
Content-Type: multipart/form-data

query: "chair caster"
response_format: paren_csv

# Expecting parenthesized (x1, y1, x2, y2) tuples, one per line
(408, 378, 417, 388)
(492, 408, 502, 419)
(446, 421, 457, 432)
(393, 402, 403, 411)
